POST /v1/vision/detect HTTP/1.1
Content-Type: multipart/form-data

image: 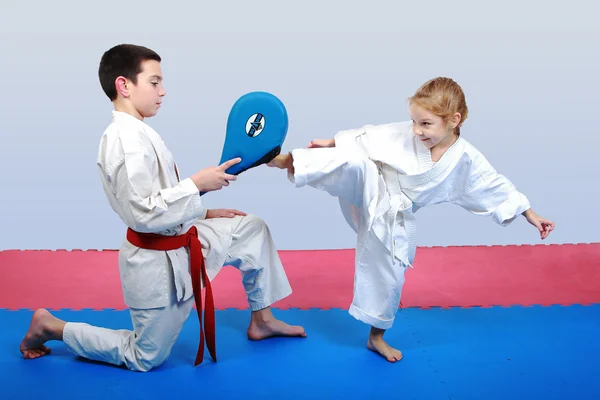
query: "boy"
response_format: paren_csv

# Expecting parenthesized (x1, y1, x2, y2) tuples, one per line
(19, 43, 306, 372)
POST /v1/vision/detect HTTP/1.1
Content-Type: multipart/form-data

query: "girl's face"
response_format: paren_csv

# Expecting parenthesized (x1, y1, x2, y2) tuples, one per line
(409, 102, 460, 150)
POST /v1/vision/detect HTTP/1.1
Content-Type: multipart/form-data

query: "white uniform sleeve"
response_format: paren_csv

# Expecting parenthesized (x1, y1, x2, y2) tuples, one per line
(108, 146, 205, 233)
(334, 127, 372, 157)
(451, 154, 531, 226)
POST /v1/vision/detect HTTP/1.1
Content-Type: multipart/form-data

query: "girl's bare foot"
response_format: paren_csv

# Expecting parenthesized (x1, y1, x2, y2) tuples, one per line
(367, 326, 402, 363)
(267, 153, 294, 174)
(247, 307, 306, 340)
(20, 309, 65, 359)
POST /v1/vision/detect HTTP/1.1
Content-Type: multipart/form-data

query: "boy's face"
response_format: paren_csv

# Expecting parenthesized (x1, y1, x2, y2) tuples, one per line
(127, 60, 166, 119)
(409, 103, 459, 149)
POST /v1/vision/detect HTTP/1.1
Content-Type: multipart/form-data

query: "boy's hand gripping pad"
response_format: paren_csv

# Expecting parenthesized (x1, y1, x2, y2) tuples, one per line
(200, 91, 288, 196)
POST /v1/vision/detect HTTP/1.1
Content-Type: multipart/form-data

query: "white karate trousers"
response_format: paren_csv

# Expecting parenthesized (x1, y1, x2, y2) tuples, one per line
(290, 147, 407, 330)
(61, 214, 293, 372)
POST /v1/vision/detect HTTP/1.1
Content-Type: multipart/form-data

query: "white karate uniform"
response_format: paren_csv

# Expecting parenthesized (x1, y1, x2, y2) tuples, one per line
(289, 121, 531, 330)
(61, 111, 293, 372)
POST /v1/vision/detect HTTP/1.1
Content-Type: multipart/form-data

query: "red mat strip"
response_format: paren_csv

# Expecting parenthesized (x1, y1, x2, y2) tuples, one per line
(1, 244, 598, 310)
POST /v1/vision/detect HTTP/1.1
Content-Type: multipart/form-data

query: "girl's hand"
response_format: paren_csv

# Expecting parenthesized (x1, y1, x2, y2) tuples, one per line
(523, 209, 555, 240)
(308, 138, 335, 148)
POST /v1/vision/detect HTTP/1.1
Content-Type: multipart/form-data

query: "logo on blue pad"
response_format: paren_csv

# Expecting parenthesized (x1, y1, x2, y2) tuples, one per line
(245, 113, 265, 137)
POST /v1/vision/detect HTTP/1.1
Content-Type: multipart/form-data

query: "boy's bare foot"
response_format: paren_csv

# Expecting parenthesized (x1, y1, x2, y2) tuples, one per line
(367, 327, 402, 363)
(247, 307, 307, 340)
(20, 309, 66, 359)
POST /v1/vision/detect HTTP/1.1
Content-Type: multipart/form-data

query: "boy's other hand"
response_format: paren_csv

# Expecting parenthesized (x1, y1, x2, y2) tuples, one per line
(206, 209, 247, 219)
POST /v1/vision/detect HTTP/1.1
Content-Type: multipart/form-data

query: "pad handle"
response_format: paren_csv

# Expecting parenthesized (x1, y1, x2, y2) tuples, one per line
(198, 145, 281, 196)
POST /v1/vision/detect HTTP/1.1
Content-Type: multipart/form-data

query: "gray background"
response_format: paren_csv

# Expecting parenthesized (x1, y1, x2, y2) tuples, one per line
(1, 0, 598, 250)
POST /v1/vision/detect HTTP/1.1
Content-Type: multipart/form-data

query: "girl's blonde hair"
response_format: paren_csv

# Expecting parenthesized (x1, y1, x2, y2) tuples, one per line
(408, 77, 469, 136)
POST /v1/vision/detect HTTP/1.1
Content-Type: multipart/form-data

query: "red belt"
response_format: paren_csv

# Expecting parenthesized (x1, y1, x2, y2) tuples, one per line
(126, 226, 216, 366)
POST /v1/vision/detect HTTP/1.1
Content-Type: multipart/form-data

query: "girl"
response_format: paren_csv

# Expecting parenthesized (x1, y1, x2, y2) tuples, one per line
(268, 77, 554, 362)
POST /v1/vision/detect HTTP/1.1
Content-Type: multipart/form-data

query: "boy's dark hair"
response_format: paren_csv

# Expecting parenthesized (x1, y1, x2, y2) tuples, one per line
(98, 44, 161, 101)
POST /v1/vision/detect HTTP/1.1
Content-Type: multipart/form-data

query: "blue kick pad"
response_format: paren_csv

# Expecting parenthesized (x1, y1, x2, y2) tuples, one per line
(1, 306, 598, 399)
(200, 91, 288, 196)
(220, 91, 288, 174)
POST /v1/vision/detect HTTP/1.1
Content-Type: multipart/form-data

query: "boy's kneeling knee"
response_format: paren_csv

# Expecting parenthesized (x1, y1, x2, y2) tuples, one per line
(133, 353, 168, 372)
(128, 344, 172, 372)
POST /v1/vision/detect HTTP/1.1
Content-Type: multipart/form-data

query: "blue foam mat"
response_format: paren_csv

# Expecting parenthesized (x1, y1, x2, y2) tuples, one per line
(1, 305, 598, 399)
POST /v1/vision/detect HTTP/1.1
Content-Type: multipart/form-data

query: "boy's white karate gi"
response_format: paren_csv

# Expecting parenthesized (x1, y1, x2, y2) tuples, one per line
(61, 111, 293, 372)
(288, 121, 530, 329)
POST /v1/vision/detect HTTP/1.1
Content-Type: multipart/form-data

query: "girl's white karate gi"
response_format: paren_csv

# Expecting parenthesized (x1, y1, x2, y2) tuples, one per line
(61, 111, 293, 372)
(288, 121, 531, 329)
